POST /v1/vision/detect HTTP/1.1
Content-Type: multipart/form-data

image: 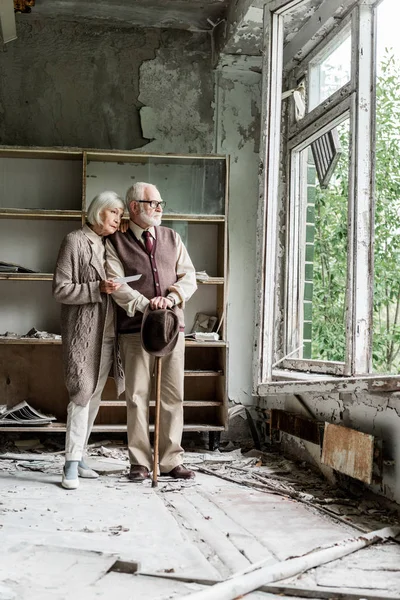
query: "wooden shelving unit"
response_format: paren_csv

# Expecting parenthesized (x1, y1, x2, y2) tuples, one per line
(0, 146, 229, 443)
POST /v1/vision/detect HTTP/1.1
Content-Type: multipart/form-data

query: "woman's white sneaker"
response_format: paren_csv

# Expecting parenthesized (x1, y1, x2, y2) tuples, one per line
(78, 466, 99, 479)
(61, 472, 79, 489)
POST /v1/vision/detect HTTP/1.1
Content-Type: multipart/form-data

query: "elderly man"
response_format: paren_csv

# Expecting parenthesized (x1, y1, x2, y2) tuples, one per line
(106, 182, 197, 481)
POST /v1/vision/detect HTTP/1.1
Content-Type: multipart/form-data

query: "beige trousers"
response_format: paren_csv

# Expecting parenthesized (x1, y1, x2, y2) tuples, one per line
(120, 332, 185, 473)
(64, 337, 114, 461)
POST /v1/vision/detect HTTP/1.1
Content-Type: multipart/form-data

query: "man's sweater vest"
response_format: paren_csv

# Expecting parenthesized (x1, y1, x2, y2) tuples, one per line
(109, 226, 184, 334)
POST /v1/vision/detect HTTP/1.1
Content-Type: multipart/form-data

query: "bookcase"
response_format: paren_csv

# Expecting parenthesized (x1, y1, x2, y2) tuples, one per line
(0, 147, 229, 447)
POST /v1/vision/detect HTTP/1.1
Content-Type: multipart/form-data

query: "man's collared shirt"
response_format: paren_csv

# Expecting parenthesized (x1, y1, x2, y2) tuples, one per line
(105, 220, 197, 318)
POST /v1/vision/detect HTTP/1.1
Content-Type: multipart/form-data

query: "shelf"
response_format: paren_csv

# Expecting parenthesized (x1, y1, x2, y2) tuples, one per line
(0, 146, 228, 438)
(0, 337, 61, 345)
(185, 340, 227, 347)
(85, 150, 227, 162)
(0, 208, 82, 220)
(99, 400, 223, 407)
(0, 338, 226, 346)
(196, 278, 224, 285)
(0, 273, 224, 284)
(0, 423, 226, 433)
(0, 273, 53, 281)
(163, 213, 225, 222)
(0, 146, 83, 159)
(184, 370, 223, 376)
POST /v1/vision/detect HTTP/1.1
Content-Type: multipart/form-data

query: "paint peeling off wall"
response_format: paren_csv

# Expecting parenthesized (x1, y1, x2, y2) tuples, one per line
(0, 20, 214, 153)
(224, 7, 263, 56)
(0, 20, 163, 149)
(258, 390, 400, 504)
(215, 56, 261, 406)
(138, 39, 214, 154)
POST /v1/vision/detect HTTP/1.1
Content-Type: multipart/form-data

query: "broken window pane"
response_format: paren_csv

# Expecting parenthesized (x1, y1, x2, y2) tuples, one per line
(288, 120, 350, 362)
(308, 31, 351, 111)
(372, 0, 400, 374)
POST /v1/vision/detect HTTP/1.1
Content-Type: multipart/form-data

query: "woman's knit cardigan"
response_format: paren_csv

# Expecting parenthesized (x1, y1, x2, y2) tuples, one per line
(53, 229, 124, 406)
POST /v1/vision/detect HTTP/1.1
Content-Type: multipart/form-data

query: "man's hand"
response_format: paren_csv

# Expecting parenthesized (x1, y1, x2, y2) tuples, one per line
(149, 296, 174, 310)
(100, 279, 121, 294)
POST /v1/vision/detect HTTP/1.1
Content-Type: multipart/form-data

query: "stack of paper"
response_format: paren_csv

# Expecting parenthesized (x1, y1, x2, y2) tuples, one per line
(0, 402, 56, 426)
(184, 332, 220, 341)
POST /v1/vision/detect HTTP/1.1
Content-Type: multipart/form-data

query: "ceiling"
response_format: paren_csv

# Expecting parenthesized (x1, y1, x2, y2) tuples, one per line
(30, 0, 229, 31)
(20, 0, 352, 60)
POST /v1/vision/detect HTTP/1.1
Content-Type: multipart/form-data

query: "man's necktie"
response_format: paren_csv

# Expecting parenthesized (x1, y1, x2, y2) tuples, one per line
(143, 230, 153, 254)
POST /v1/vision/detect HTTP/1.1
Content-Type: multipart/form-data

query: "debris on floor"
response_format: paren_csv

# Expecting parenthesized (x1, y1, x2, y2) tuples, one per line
(1, 434, 400, 599)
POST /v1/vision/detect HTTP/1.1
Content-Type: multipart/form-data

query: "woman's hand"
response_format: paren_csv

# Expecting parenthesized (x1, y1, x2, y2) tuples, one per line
(100, 279, 121, 294)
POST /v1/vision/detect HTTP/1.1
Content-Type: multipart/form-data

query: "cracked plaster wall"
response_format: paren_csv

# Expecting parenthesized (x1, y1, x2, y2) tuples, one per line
(0, 19, 213, 151)
(259, 391, 400, 504)
(0, 18, 261, 410)
(215, 57, 261, 406)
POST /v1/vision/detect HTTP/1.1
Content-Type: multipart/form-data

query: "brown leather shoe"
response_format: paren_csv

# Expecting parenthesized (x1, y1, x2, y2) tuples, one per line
(128, 465, 150, 482)
(161, 465, 195, 480)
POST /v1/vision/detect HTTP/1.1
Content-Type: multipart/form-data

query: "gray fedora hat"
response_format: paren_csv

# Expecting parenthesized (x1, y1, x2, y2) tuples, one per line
(141, 305, 180, 357)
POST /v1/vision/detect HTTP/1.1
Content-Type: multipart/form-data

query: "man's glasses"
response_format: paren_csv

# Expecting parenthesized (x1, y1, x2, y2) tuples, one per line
(137, 200, 166, 209)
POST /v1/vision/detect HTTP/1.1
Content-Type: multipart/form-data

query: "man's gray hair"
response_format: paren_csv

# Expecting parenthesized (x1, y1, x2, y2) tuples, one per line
(125, 182, 159, 211)
(87, 191, 125, 226)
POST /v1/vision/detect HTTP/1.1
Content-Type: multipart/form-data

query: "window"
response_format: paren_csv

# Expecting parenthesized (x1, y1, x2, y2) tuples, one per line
(308, 30, 352, 111)
(287, 119, 349, 366)
(254, 1, 400, 395)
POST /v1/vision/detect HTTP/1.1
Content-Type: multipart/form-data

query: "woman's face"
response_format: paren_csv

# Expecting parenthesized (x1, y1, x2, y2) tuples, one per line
(99, 207, 124, 236)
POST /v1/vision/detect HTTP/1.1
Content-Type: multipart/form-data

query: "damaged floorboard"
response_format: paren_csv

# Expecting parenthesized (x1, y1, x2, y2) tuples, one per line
(0, 448, 399, 598)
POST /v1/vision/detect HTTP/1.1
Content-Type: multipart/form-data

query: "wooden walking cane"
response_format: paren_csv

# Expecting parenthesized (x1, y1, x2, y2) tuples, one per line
(152, 356, 162, 488)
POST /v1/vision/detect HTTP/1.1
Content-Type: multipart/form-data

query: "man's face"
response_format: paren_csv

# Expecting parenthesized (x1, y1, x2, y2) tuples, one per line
(131, 186, 163, 228)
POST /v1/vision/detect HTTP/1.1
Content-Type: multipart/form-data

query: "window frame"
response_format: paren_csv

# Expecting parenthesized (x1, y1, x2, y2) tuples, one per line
(307, 21, 353, 112)
(254, 0, 398, 396)
(285, 110, 351, 374)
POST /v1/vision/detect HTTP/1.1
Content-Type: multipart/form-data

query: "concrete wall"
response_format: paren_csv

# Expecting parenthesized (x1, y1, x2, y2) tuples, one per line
(214, 57, 261, 406)
(0, 19, 213, 150)
(0, 18, 261, 407)
(258, 392, 400, 504)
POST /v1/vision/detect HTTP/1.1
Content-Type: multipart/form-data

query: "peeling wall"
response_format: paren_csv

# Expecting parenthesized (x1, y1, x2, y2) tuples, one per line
(0, 17, 261, 411)
(0, 19, 213, 151)
(258, 391, 400, 504)
(215, 56, 261, 406)
(138, 36, 214, 154)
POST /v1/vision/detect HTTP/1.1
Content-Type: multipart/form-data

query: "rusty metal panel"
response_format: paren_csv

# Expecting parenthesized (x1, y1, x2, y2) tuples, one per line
(321, 423, 374, 484)
(270, 409, 322, 445)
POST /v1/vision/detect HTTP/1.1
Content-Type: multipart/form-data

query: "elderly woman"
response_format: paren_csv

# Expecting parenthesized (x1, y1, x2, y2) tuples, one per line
(53, 190, 125, 490)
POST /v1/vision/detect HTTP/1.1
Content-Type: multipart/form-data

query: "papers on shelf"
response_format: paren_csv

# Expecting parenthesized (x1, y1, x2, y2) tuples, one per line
(195, 271, 210, 282)
(113, 274, 142, 284)
(0, 261, 36, 273)
(0, 401, 56, 426)
(184, 332, 220, 341)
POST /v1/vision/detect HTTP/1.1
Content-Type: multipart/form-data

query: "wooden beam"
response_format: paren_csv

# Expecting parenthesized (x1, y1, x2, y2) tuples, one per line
(260, 583, 400, 600)
(259, 372, 400, 395)
(280, 358, 345, 375)
(141, 573, 400, 600)
(253, 6, 285, 388)
(178, 527, 399, 600)
(349, 4, 375, 374)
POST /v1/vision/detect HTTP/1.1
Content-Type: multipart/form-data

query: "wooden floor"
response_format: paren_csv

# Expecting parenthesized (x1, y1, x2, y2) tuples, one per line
(0, 446, 399, 599)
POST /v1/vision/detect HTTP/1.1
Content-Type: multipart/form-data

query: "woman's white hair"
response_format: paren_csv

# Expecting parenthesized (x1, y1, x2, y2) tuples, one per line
(87, 191, 125, 226)
(125, 182, 159, 211)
